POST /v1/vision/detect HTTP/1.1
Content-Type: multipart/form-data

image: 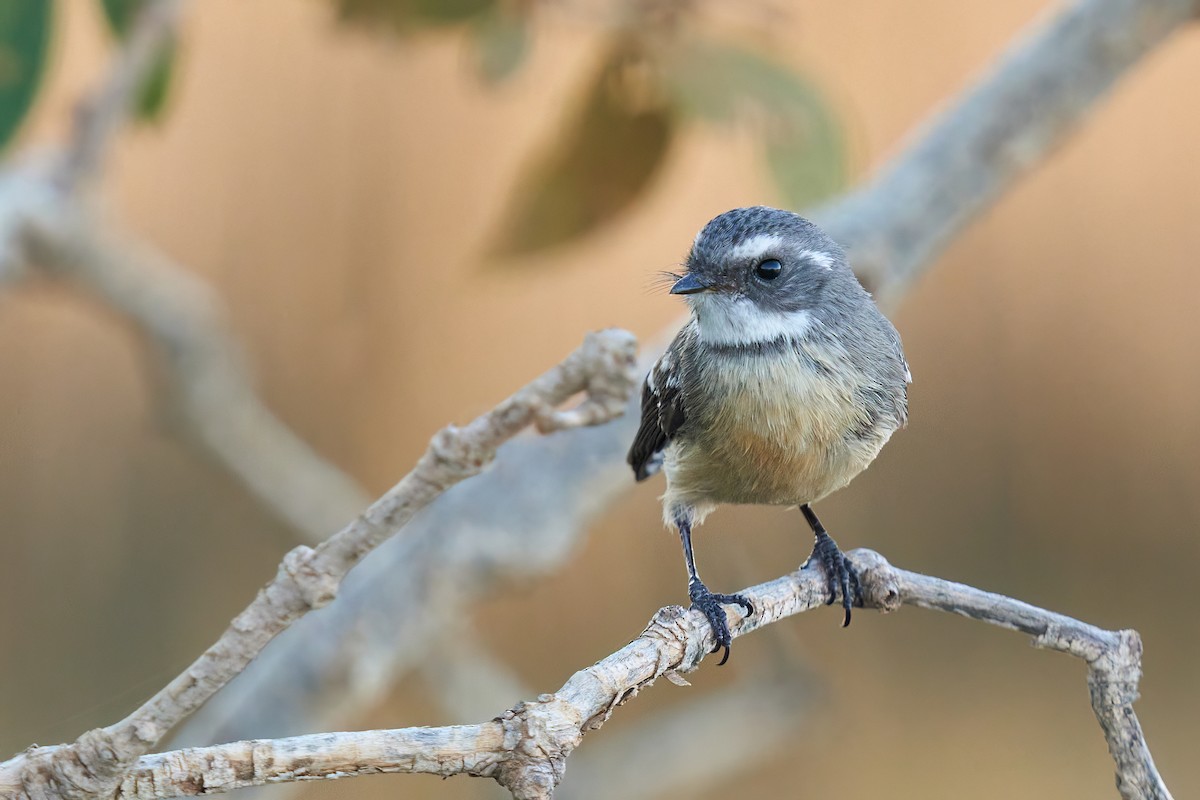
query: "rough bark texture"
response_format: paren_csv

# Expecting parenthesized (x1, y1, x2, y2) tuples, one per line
(0, 0, 1193, 798)
(0, 328, 639, 800)
(99, 550, 1169, 800)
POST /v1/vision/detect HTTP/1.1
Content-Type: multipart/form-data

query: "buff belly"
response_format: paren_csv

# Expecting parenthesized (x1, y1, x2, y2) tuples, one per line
(662, 348, 894, 522)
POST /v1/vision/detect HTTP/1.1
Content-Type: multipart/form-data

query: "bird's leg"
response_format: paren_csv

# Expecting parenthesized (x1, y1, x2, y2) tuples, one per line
(800, 504, 861, 627)
(678, 516, 754, 666)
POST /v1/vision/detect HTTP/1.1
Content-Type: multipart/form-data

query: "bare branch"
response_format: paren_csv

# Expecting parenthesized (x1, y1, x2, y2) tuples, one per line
(109, 551, 1170, 800)
(0, 329, 639, 800)
(178, 0, 1200, 748)
(413, 625, 816, 800)
(858, 551, 1171, 800)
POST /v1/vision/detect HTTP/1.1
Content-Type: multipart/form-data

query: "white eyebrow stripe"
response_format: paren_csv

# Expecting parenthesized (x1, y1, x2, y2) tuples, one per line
(726, 233, 784, 262)
(798, 249, 834, 270)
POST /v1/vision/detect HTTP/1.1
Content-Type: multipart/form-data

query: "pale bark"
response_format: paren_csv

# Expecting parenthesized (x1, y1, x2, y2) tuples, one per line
(106, 551, 1169, 800)
(0, 328, 639, 800)
(0, 0, 1193, 798)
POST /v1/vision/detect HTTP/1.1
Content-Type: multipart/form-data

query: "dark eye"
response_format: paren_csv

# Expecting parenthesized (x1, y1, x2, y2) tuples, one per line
(754, 259, 782, 281)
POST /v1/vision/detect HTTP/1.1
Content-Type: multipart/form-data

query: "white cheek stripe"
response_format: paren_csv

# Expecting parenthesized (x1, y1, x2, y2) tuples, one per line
(691, 295, 815, 345)
(726, 233, 784, 263)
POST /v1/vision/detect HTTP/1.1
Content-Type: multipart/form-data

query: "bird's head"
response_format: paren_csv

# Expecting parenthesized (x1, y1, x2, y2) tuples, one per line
(671, 206, 860, 346)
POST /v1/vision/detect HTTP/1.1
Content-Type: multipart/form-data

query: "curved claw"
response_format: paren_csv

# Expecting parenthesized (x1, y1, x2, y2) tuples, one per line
(711, 593, 755, 618)
(808, 530, 861, 627)
(689, 582, 754, 666)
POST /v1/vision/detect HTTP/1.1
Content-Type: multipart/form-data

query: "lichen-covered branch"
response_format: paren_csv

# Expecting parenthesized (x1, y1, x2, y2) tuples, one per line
(0, 329, 639, 800)
(180, 0, 1200, 749)
(108, 551, 1170, 800)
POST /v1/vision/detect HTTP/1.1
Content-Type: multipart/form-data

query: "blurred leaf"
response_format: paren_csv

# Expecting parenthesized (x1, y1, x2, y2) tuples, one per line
(763, 109, 842, 209)
(133, 42, 174, 120)
(490, 44, 675, 257)
(98, 0, 138, 31)
(98, 0, 177, 121)
(471, 6, 528, 84)
(660, 39, 844, 208)
(0, 2, 52, 153)
(333, 0, 497, 34)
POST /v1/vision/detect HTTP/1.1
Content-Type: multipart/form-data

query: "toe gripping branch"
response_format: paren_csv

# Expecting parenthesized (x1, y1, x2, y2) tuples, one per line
(801, 505, 862, 627)
(688, 579, 754, 666)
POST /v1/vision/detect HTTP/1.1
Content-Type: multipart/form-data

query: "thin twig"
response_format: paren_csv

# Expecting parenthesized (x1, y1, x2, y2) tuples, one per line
(107, 550, 1169, 800)
(0, 329, 639, 800)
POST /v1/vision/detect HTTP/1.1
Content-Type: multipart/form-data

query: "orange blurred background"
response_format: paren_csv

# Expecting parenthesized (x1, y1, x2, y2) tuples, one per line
(2, 1, 1199, 798)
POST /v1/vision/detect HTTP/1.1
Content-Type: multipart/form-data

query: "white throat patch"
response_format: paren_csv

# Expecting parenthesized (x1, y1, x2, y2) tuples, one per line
(691, 294, 815, 346)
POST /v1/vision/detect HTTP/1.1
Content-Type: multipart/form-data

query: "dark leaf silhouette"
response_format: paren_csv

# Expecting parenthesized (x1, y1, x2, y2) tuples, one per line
(333, 0, 497, 33)
(490, 43, 675, 256)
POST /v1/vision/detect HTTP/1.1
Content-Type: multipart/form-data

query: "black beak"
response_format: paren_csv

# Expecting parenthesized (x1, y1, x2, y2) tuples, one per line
(670, 273, 711, 295)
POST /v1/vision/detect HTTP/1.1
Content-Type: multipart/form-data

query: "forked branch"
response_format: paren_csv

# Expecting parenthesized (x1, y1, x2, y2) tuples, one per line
(0, 329, 640, 800)
(105, 550, 1169, 800)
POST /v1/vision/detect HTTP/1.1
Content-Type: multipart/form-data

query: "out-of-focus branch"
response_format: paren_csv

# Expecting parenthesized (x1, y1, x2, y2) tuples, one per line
(0, 0, 375, 544)
(420, 623, 534, 726)
(815, 0, 1200, 304)
(111, 551, 1169, 800)
(0, 329, 639, 800)
(175, 0, 1200, 749)
(21, 207, 372, 541)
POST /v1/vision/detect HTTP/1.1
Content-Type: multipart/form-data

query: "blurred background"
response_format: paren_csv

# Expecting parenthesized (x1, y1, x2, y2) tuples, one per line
(1, 0, 1199, 798)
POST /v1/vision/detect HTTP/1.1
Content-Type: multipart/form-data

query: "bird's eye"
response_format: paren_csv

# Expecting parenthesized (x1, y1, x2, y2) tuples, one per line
(754, 259, 783, 281)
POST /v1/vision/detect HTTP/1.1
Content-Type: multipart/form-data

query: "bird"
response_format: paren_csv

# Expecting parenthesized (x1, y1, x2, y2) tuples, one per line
(628, 206, 910, 664)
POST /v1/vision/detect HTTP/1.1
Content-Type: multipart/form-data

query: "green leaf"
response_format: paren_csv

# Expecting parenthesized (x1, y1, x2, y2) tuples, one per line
(660, 39, 844, 209)
(0, 1, 52, 153)
(98, 0, 138, 32)
(98, 0, 176, 121)
(471, 6, 528, 84)
(332, 0, 497, 34)
(133, 42, 173, 120)
(490, 44, 675, 257)
(762, 105, 843, 210)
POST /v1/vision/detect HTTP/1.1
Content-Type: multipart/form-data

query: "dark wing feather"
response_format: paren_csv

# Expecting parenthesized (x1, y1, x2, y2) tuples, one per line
(627, 329, 689, 481)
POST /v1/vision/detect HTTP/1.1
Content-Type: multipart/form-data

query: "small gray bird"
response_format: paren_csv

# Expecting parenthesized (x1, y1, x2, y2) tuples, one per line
(628, 206, 910, 664)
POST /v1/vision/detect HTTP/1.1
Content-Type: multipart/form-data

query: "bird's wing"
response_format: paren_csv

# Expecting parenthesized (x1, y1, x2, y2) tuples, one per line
(893, 327, 911, 426)
(627, 327, 690, 481)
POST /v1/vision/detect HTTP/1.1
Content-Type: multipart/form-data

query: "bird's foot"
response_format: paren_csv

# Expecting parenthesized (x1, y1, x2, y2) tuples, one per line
(688, 579, 755, 666)
(804, 530, 861, 627)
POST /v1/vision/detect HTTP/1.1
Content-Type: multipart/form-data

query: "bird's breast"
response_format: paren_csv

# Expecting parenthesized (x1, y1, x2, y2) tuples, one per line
(666, 341, 893, 508)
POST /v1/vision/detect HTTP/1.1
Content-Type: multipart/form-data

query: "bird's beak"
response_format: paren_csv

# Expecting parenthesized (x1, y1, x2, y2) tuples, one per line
(670, 273, 711, 295)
